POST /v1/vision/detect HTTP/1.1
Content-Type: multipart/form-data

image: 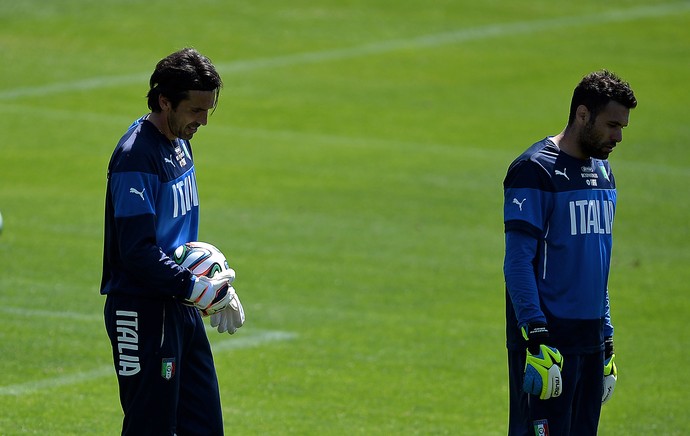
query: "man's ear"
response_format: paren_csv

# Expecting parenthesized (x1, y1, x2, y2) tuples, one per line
(575, 104, 590, 125)
(159, 94, 171, 112)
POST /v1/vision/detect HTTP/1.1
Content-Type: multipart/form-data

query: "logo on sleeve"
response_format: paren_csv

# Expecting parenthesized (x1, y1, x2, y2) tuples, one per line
(512, 198, 526, 211)
(129, 187, 145, 201)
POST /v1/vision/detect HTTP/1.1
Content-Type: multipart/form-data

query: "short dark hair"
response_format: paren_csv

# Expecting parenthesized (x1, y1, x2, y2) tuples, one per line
(147, 48, 222, 112)
(568, 70, 637, 125)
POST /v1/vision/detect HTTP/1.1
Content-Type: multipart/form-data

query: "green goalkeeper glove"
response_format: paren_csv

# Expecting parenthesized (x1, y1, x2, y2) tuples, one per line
(522, 323, 564, 400)
(602, 336, 617, 405)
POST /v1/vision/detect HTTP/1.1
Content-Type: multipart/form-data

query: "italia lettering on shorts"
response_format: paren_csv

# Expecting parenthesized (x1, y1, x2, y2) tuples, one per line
(115, 310, 140, 376)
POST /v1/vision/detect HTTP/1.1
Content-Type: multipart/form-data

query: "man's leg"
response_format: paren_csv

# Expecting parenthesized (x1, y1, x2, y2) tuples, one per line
(508, 349, 531, 436)
(176, 306, 224, 436)
(570, 351, 604, 435)
(528, 353, 588, 436)
(104, 295, 184, 436)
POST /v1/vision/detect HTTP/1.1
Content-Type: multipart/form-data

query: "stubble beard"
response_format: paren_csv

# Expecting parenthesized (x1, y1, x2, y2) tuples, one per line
(579, 122, 614, 160)
(166, 111, 195, 141)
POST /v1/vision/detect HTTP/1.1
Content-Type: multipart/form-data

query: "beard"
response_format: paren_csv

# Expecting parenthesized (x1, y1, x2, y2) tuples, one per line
(579, 121, 616, 160)
(166, 112, 199, 140)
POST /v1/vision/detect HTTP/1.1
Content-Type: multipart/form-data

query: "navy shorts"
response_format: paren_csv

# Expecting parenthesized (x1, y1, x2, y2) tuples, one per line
(104, 293, 224, 435)
(507, 348, 604, 436)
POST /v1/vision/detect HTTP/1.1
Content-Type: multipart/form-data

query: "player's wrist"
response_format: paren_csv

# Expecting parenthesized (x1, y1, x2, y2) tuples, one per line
(187, 276, 210, 304)
(604, 336, 614, 360)
(521, 321, 550, 355)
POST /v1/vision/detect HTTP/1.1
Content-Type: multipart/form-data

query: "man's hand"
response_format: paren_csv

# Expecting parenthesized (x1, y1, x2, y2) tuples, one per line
(602, 336, 617, 405)
(210, 291, 245, 334)
(186, 270, 235, 316)
(522, 323, 564, 400)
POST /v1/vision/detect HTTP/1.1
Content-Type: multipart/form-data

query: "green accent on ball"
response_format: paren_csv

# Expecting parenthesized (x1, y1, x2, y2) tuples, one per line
(173, 245, 189, 264)
(209, 264, 222, 277)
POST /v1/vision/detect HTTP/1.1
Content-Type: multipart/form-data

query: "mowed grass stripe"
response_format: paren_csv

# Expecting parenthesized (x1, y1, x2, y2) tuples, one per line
(3, 101, 687, 179)
(0, 329, 296, 396)
(0, 2, 688, 101)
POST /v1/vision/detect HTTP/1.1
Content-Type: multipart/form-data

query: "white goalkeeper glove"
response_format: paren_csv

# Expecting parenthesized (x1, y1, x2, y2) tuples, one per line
(186, 269, 235, 316)
(522, 323, 564, 400)
(602, 337, 617, 405)
(210, 290, 245, 334)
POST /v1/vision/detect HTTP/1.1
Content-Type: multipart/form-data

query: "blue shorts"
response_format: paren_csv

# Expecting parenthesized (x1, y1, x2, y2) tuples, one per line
(507, 348, 604, 435)
(104, 293, 224, 435)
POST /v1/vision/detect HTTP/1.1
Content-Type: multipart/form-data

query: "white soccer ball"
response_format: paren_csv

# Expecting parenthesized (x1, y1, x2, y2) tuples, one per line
(172, 241, 234, 280)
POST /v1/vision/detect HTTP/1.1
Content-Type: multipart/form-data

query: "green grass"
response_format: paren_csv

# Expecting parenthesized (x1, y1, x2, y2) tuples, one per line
(1, 0, 689, 434)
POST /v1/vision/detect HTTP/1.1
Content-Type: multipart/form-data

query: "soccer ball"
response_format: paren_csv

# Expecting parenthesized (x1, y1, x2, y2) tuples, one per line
(172, 241, 231, 279)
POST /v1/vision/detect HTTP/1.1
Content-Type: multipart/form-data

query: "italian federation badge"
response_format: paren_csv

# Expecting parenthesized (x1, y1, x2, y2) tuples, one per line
(533, 419, 550, 436)
(161, 358, 176, 380)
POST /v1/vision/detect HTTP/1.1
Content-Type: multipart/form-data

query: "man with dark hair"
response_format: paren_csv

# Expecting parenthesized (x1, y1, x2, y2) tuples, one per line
(101, 48, 243, 435)
(146, 48, 222, 115)
(503, 70, 637, 435)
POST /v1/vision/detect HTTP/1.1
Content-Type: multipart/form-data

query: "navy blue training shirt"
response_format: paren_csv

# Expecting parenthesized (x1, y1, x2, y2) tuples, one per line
(503, 137, 614, 353)
(100, 116, 200, 298)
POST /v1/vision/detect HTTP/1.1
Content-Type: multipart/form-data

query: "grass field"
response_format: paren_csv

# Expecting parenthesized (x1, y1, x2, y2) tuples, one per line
(1, 0, 689, 434)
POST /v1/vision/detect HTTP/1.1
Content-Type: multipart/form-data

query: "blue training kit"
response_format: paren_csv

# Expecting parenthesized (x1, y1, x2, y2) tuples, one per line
(101, 116, 223, 435)
(503, 137, 614, 435)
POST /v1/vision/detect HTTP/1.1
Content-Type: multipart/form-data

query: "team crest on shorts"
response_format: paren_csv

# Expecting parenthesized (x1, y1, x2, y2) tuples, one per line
(161, 358, 176, 380)
(533, 419, 550, 436)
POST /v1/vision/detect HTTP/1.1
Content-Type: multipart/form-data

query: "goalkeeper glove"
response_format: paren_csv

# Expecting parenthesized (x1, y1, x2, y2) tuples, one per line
(210, 289, 245, 334)
(522, 323, 564, 400)
(186, 270, 235, 316)
(602, 336, 617, 405)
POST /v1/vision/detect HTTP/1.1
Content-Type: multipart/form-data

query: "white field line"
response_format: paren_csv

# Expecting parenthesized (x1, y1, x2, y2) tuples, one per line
(0, 306, 103, 322)
(0, 367, 113, 397)
(0, 101, 687, 177)
(0, 2, 688, 101)
(0, 328, 296, 396)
